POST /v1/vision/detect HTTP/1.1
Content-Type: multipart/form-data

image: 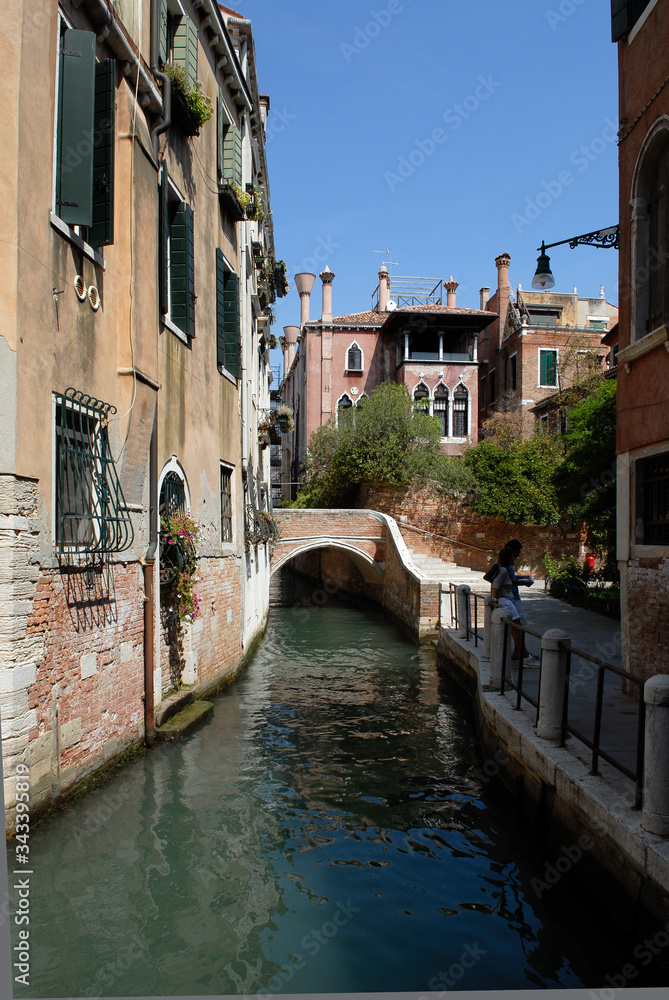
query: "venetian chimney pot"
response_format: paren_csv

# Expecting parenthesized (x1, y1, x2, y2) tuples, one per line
(294, 272, 316, 327)
(281, 325, 299, 378)
(445, 276, 459, 309)
(480, 287, 490, 310)
(495, 252, 511, 348)
(378, 265, 391, 312)
(320, 266, 335, 324)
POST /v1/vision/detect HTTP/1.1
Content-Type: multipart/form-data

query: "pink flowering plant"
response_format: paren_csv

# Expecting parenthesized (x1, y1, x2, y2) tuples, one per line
(160, 510, 202, 623)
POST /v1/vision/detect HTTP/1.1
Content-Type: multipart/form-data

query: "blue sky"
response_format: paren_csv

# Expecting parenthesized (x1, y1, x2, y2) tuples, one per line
(247, 0, 619, 358)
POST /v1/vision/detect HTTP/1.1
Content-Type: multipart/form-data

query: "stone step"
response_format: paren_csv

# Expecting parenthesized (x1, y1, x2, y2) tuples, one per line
(155, 700, 214, 741)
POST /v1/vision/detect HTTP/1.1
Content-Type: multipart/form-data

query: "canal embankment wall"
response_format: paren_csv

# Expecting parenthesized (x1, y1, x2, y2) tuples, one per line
(437, 624, 669, 939)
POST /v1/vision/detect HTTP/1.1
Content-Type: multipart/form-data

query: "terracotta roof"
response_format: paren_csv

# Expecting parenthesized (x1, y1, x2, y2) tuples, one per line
(219, 3, 245, 18)
(304, 310, 385, 327)
(393, 304, 493, 317)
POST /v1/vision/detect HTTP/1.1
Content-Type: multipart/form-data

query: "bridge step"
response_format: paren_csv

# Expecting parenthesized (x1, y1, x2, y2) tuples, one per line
(407, 549, 488, 589)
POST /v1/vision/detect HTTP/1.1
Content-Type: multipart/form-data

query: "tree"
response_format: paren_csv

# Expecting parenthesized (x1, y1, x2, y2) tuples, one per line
(553, 378, 617, 549)
(289, 382, 471, 508)
(463, 435, 562, 525)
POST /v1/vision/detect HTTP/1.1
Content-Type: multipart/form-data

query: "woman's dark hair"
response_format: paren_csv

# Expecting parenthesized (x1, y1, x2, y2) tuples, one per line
(498, 546, 513, 567)
(505, 538, 522, 554)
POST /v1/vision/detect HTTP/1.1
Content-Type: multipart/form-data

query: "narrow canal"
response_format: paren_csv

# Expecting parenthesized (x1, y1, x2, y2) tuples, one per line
(8, 574, 665, 996)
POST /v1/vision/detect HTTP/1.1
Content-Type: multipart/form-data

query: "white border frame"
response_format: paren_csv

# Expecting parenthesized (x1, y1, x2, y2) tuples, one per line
(345, 340, 364, 373)
(538, 347, 559, 388)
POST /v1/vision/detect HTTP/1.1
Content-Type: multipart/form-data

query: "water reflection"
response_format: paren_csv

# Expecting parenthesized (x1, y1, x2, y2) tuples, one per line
(8, 572, 664, 996)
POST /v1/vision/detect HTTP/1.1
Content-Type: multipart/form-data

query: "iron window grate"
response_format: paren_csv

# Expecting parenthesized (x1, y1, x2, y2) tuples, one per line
(55, 388, 133, 554)
(638, 453, 669, 545)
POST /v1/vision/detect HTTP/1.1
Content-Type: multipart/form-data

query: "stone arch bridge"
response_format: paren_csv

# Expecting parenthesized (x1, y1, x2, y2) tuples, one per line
(271, 509, 440, 638)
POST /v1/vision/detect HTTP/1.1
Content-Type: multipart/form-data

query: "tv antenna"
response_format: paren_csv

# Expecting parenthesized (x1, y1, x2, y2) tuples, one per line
(374, 248, 399, 273)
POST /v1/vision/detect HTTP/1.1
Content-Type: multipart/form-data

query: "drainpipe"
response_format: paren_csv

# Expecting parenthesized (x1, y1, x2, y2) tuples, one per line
(143, 407, 158, 747)
(150, 0, 171, 150)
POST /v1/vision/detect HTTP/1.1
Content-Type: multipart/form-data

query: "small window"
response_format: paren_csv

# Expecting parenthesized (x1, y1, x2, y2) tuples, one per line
(539, 349, 558, 387)
(489, 369, 496, 403)
(528, 310, 558, 328)
(611, 0, 653, 42)
(636, 452, 669, 545)
(647, 132, 669, 334)
(433, 385, 449, 436)
(220, 465, 233, 543)
(539, 414, 549, 435)
(346, 343, 363, 372)
(510, 354, 517, 391)
(452, 386, 468, 437)
(413, 382, 430, 412)
(587, 317, 608, 331)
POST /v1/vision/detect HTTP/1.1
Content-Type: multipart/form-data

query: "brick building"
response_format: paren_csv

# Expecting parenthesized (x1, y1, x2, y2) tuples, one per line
(477, 254, 618, 435)
(278, 265, 497, 496)
(0, 0, 279, 833)
(612, 0, 669, 681)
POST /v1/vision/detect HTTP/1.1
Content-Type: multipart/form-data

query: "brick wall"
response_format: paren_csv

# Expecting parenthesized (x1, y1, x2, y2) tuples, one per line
(359, 481, 584, 577)
(159, 553, 243, 697)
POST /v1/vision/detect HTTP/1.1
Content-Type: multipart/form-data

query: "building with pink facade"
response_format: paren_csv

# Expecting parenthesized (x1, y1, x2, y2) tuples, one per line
(278, 265, 497, 498)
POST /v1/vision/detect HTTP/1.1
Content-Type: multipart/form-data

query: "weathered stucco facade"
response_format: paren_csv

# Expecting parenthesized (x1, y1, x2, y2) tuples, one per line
(1, 0, 279, 834)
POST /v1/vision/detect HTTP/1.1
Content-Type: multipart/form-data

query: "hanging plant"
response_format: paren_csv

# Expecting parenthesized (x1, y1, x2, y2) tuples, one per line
(162, 65, 213, 129)
(273, 404, 295, 431)
(160, 510, 202, 623)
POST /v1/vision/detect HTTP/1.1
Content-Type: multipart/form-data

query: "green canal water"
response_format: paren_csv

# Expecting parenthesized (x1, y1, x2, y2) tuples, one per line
(7, 576, 667, 996)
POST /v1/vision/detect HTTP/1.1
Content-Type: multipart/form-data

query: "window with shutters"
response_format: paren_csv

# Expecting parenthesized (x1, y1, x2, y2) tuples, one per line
(509, 353, 517, 391)
(53, 20, 115, 247)
(611, 0, 653, 41)
(217, 93, 242, 189)
(216, 249, 241, 378)
(160, 167, 195, 339)
(452, 385, 469, 438)
(539, 349, 558, 387)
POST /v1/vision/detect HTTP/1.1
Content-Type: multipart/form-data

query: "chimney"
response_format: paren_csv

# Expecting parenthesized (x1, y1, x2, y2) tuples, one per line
(378, 265, 391, 312)
(479, 287, 490, 310)
(319, 265, 335, 324)
(495, 252, 511, 348)
(294, 272, 316, 327)
(280, 325, 299, 378)
(444, 276, 459, 308)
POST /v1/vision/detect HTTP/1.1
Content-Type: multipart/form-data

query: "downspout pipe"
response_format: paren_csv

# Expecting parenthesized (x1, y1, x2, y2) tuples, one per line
(143, 406, 158, 747)
(150, 0, 171, 149)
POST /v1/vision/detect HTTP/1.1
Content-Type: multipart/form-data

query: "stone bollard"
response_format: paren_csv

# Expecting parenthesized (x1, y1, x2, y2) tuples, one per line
(642, 675, 669, 836)
(456, 585, 471, 640)
(481, 595, 494, 661)
(490, 607, 513, 689)
(537, 629, 570, 741)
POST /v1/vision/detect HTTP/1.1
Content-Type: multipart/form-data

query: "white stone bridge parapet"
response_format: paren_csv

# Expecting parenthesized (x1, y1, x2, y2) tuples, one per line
(271, 508, 439, 639)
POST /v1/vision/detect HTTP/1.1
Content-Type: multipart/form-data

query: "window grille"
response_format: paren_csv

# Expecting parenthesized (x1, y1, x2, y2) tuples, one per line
(220, 466, 233, 542)
(433, 387, 449, 436)
(55, 389, 133, 554)
(453, 386, 468, 437)
(160, 471, 186, 516)
(636, 453, 669, 545)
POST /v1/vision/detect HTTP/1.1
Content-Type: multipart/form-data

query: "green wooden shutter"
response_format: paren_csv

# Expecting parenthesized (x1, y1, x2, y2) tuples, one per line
(217, 90, 226, 181)
(222, 122, 242, 187)
(57, 29, 96, 227)
(159, 166, 169, 315)
(173, 16, 198, 89)
(216, 249, 227, 368)
(540, 351, 557, 386)
(86, 60, 116, 247)
(170, 202, 195, 337)
(159, 0, 168, 65)
(224, 270, 240, 377)
(611, 0, 651, 41)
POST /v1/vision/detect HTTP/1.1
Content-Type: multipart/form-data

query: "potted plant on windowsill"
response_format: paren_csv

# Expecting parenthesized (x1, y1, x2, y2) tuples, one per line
(162, 65, 213, 136)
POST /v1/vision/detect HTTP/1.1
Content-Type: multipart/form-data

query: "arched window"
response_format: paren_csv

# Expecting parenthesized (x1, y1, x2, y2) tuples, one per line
(160, 469, 186, 516)
(632, 121, 669, 342)
(356, 393, 368, 408)
(647, 132, 669, 334)
(433, 384, 449, 436)
(452, 385, 469, 437)
(337, 393, 353, 425)
(346, 342, 363, 372)
(413, 382, 430, 412)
